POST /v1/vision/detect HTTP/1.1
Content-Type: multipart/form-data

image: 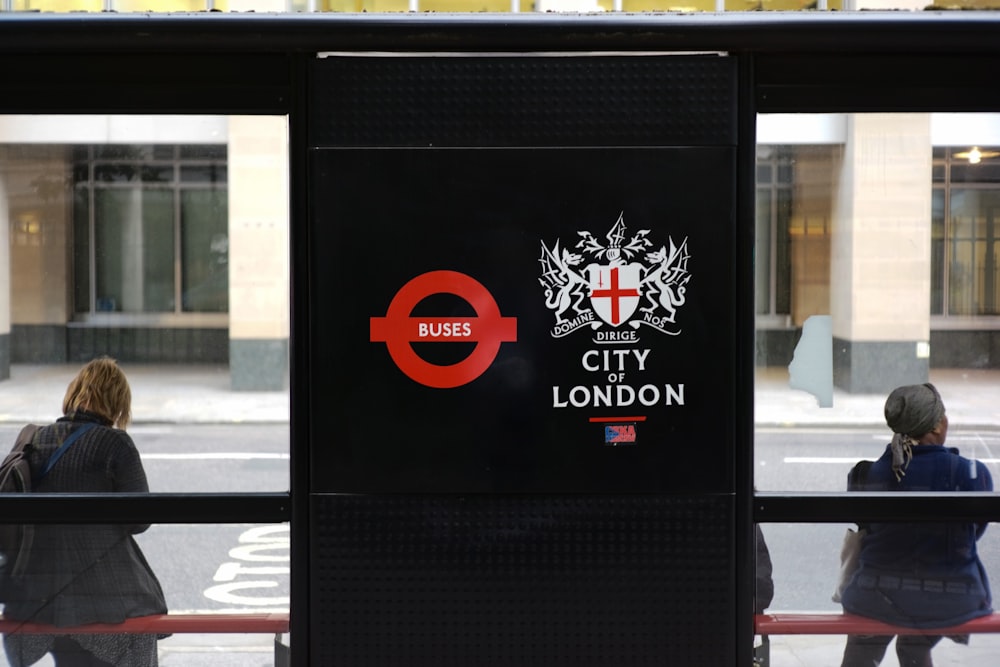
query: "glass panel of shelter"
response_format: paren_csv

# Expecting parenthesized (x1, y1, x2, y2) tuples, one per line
(754, 112, 1000, 661)
(0, 115, 290, 491)
(0, 114, 290, 664)
(0, 521, 289, 667)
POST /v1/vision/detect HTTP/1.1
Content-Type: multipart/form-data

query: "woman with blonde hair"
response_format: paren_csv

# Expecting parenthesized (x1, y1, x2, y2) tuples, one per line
(3, 357, 166, 667)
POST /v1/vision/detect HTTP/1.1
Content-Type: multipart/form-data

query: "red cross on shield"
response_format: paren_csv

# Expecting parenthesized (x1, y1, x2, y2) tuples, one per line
(587, 263, 642, 327)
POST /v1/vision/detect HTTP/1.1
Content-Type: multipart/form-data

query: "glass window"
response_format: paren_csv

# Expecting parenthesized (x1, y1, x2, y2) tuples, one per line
(932, 146, 1000, 317)
(755, 147, 794, 318)
(75, 144, 229, 316)
(931, 188, 945, 315)
(182, 189, 229, 313)
(948, 189, 1000, 315)
(93, 187, 176, 313)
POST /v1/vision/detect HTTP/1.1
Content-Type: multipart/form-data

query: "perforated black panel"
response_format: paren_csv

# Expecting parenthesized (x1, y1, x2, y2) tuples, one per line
(309, 55, 736, 148)
(307, 51, 739, 666)
(311, 494, 734, 666)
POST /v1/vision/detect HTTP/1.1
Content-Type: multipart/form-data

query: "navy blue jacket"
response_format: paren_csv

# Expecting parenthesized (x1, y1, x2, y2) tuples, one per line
(841, 443, 993, 628)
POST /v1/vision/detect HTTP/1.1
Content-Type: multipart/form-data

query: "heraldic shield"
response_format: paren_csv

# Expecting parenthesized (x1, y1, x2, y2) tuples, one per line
(586, 262, 642, 327)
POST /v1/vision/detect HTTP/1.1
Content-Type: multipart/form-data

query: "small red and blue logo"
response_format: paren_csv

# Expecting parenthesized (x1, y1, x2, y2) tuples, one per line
(604, 424, 637, 445)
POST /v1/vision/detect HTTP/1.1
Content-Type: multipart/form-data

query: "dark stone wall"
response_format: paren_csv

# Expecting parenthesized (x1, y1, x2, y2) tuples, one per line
(230, 338, 288, 391)
(12, 324, 228, 364)
(833, 337, 928, 394)
(929, 330, 1000, 369)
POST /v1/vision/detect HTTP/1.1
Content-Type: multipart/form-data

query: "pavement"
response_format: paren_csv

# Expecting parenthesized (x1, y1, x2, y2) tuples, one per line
(0, 363, 289, 425)
(756, 366, 1000, 431)
(0, 362, 997, 429)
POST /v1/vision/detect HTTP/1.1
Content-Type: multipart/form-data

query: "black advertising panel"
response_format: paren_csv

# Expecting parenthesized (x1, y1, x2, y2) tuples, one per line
(311, 145, 734, 493)
(308, 54, 738, 666)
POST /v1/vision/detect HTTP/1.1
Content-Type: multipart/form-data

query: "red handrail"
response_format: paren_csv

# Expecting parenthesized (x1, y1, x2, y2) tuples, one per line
(756, 612, 1000, 636)
(0, 612, 290, 635)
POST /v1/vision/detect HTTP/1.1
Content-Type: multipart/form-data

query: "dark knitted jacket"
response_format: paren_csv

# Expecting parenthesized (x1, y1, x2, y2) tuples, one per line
(2, 411, 167, 626)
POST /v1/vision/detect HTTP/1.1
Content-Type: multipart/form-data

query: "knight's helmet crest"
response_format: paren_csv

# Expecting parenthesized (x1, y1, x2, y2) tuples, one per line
(604, 212, 627, 262)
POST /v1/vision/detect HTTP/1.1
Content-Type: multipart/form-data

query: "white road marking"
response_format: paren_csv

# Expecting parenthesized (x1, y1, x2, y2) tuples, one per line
(204, 525, 290, 607)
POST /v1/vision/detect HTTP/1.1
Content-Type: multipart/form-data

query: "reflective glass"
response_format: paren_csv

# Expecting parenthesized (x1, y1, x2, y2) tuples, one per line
(95, 188, 175, 313)
(755, 113, 1000, 491)
(181, 189, 229, 313)
(755, 112, 1000, 665)
(0, 115, 290, 489)
(0, 521, 289, 667)
(756, 523, 1000, 665)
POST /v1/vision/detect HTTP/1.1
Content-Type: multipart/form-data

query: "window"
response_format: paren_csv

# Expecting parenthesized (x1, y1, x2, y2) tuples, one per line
(932, 145, 1000, 316)
(755, 146, 793, 318)
(73, 144, 229, 317)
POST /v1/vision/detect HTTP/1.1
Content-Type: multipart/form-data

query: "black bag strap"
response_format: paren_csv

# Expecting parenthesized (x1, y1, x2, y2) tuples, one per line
(37, 423, 97, 483)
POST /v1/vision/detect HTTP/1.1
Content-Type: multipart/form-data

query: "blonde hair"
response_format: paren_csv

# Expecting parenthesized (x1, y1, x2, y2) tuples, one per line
(62, 357, 132, 429)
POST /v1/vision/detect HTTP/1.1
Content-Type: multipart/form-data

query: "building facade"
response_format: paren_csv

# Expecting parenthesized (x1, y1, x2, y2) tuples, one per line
(0, 115, 289, 390)
(3, 3, 1000, 395)
(757, 112, 1000, 391)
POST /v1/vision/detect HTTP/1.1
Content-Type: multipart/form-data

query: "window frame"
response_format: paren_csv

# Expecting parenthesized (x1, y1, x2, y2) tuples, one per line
(72, 142, 230, 323)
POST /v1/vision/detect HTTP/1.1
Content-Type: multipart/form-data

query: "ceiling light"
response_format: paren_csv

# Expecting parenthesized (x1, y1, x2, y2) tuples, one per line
(953, 146, 1000, 164)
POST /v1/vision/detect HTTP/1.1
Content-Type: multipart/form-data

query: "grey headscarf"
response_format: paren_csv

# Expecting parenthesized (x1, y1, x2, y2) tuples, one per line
(883, 383, 946, 480)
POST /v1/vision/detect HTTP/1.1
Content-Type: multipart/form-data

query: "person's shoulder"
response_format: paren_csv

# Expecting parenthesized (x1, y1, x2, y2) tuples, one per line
(946, 447, 993, 486)
(948, 446, 983, 466)
(968, 456, 993, 484)
(962, 458, 993, 491)
(93, 424, 138, 451)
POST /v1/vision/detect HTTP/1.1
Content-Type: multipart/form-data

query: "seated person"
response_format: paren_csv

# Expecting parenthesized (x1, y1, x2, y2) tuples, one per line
(839, 383, 992, 667)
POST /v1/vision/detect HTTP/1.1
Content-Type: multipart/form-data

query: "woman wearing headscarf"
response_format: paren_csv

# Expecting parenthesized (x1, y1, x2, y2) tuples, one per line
(2, 357, 166, 667)
(839, 383, 993, 667)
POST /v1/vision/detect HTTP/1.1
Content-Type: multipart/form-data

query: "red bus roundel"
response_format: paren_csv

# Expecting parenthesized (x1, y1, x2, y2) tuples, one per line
(369, 270, 517, 389)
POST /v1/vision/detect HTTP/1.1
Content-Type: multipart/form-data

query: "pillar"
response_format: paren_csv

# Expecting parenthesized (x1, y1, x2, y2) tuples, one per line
(228, 116, 290, 391)
(0, 160, 11, 380)
(830, 113, 932, 393)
